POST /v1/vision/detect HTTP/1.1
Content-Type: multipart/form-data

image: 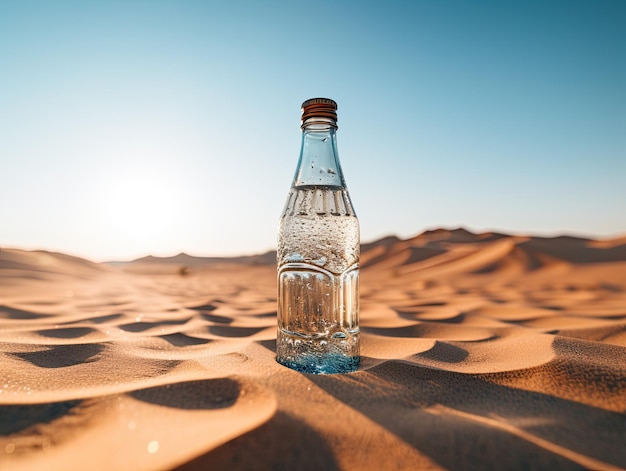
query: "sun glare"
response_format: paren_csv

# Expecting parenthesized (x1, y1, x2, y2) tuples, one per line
(102, 170, 181, 244)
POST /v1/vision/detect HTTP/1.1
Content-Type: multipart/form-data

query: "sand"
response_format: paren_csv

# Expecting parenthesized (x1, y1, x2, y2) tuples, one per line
(1, 228, 625, 470)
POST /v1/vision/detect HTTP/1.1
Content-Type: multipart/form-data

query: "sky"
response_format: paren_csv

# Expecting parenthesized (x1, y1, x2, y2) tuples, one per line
(1, 0, 625, 261)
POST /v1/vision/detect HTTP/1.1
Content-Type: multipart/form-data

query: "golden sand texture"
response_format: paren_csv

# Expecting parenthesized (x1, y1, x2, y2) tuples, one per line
(1, 228, 625, 470)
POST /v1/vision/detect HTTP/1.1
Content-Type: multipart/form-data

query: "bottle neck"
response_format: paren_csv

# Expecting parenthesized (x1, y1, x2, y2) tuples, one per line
(292, 120, 346, 188)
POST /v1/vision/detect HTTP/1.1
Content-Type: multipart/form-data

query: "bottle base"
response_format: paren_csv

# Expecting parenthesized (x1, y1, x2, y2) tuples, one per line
(276, 330, 359, 374)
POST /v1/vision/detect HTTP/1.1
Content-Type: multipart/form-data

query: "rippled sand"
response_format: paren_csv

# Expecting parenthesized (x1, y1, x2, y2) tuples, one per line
(1, 228, 625, 470)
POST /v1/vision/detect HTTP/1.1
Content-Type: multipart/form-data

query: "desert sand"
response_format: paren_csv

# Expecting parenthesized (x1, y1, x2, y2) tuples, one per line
(1, 228, 625, 470)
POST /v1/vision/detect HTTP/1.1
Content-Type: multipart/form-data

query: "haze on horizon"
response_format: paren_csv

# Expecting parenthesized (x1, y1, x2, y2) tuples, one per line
(1, 0, 624, 262)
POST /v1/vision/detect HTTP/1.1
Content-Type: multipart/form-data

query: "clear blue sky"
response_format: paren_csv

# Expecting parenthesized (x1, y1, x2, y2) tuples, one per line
(1, 0, 624, 261)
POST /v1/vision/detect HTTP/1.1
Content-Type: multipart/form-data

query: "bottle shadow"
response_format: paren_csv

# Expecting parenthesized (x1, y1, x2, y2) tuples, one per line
(305, 361, 626, 470)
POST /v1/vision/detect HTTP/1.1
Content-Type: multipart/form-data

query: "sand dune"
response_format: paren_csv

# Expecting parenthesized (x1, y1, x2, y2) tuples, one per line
(1, 228, 625, 470)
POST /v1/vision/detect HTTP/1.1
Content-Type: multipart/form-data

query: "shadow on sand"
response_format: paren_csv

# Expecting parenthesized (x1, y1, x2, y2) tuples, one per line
(305, 361, 626, 471)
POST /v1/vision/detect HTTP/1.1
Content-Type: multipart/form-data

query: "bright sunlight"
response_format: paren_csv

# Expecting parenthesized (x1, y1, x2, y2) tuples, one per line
(101, 169, 181, 244)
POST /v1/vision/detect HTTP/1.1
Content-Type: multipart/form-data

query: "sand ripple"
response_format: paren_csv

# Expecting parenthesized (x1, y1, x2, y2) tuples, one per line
(1, 231, 625, 470)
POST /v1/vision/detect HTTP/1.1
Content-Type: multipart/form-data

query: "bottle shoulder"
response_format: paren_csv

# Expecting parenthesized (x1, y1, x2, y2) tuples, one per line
(281, 186, 357, 218)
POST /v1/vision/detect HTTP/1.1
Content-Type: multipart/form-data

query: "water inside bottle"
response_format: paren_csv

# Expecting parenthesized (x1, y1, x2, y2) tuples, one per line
(277, 185, 360, 374)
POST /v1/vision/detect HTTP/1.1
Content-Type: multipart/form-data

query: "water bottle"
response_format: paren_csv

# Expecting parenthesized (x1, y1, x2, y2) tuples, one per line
(276, 98, 360, 374)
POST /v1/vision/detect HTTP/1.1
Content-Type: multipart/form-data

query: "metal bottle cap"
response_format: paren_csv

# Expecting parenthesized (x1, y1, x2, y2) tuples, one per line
(301, 98, 338, 122)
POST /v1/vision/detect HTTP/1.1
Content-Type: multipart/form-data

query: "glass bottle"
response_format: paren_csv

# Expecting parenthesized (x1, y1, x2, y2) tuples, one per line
(276, 98, 360, 374)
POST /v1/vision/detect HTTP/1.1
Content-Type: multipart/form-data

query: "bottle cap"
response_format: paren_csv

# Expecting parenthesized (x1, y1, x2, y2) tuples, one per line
(301, 98, 338, 123)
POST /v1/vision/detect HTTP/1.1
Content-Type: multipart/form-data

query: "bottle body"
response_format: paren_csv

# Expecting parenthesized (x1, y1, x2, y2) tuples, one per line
(277, 100, 359, 374)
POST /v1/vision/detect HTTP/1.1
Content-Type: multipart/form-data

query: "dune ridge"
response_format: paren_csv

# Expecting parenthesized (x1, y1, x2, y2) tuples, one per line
(1, 228, 625, 470)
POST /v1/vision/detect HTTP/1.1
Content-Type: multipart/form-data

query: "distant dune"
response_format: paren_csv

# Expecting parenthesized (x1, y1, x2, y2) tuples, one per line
(1, 228, 625, 471)
(115, 250, 277, 267)
(104, 226, 626, 268)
